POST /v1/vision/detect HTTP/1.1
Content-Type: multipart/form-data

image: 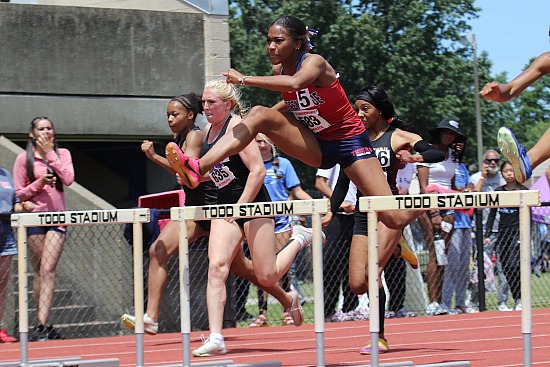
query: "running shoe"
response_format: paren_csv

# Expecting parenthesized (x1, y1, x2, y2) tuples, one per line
(514, 300, 522, 311)
(165, 142, 201, 189)
(281, 311, 294, 326)
(359, 337, 389, 354)
(121, 313, 159, 335)
(249, 314, 268, 327)
(398, 237, 418, 269)
(426, 301, 448, 316)
(45, 325, 64, 340)
(192, 336, 227, 357)
(497, 127, 532, 183)
(290, 225, 326, 249)
(29, 325, 47, 342)
(284, 290, 304, 327)
(0, 329, 17, 343)
(498, 303, 512, 312)
(395, 307, 416, 318)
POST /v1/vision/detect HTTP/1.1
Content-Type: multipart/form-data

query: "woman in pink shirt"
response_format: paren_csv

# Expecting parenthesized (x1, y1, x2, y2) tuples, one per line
(13, 117, 74, 341)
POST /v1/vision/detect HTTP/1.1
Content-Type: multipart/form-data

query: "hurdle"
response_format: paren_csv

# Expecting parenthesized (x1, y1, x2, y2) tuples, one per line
(170, 199, 330, 367)
(10, 208, 150, 367)
(359, 190, 540, 367)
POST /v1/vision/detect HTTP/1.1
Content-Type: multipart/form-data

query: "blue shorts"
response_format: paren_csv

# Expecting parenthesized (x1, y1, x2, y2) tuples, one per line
(0, 220, 17, 256)
(318, 130, 377, 169)
(27, 225, 67, 236)
(274, 216, 292, 234)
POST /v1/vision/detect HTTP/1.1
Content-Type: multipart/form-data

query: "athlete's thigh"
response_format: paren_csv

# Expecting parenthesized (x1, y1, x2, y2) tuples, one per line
(208, 219, 243, 265)
(252, 107, 322, 168)
(245, 218, 276, 264)
(344, 158, 393, 198)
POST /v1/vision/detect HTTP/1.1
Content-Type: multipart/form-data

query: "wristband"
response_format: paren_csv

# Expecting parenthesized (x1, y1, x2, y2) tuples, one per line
(238, 76, 250, 85)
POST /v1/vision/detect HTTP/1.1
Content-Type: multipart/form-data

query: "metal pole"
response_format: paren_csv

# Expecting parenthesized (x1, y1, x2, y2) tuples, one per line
(311, 212, 325, 367)
(472, 34, 484, 170)
(367, 210, 380, 367)
(179, 213, 191, 367)
(519, 195, 532, 366)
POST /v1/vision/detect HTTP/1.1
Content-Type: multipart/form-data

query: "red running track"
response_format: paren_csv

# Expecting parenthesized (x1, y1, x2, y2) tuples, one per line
(1, 309, 549, 366)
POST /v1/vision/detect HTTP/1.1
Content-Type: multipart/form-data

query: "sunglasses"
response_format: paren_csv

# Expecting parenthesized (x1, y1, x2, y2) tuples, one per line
(484, 158, 500, 164)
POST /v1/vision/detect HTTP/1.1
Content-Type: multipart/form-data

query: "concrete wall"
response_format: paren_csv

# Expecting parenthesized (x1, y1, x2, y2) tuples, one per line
(0, 1, 230, 206)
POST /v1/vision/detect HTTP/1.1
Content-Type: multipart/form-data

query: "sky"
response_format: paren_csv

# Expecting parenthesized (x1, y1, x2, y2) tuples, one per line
(470, 0, 550, 79)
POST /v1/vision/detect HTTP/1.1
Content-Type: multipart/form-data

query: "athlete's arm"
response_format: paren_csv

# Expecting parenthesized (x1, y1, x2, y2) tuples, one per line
(223, 54, 333, 92)
(480, 52, 550, 102)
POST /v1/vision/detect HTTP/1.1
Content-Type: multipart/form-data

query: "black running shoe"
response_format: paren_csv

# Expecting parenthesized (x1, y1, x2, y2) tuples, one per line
(29, 325, 47, 342)
(45, 325, 64, 340)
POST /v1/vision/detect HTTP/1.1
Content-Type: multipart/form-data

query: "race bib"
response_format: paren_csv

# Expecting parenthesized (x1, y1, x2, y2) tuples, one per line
(292, 109, 330, 134)
(210, 164, 235, 189)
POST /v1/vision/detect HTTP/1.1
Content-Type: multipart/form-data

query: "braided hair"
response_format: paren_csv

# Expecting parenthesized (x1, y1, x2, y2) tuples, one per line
(257, 133, 283, 179)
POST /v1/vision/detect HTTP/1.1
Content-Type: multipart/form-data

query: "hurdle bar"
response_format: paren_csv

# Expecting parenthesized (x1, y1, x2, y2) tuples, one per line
(11, 209, 149, 367)
(170, 199, 330, 367)
(359, 190, 540, 367)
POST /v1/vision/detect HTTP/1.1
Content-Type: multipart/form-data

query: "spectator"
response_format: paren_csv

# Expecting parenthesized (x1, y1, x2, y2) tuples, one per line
(417, 118, 466, 316)
(484, 161, 529, 311)
(13, 117, 75, 341)
(315, 165, 359, 322)
(0, 167, 31, 343)
(441, 142, 475, 314)
(468, 149, 510, 311)
(249, 133, 313, 327)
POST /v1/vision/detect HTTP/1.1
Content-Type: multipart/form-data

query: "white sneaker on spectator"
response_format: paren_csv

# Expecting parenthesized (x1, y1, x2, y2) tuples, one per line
(498, 303, 512, 311)
(514, 300, 522, 311)
(395, 307, 416, 318)
(426, 302, 447, 316)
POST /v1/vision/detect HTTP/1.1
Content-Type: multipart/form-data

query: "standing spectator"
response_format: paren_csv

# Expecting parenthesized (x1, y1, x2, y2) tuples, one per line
(315, 164, 359, 322)
(484, 161, 528, 311)
(249, 133, 314, 327)
(0, 167, 32, 343)
(441, 142, 475, 314)
(13, 117, 75, 341)
(468, 150, 509, 311)
(417, 118, 466, 316)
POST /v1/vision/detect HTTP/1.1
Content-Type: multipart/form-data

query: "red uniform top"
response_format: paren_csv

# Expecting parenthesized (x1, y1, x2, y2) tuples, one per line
(281, 58, 364, 140)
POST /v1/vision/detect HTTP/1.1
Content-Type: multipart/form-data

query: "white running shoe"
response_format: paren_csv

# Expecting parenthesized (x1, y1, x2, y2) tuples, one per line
(291, 225, 326, 248)
(284, 290, 304, 327)
(498, 303, 512, 312)
(514, 300, 522, 311)
(192, 337, 227, 357)
(121, 313, 158, 335)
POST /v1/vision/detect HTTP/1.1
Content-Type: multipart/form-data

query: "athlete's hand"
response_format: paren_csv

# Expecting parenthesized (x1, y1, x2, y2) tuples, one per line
(141, 140, 156, 159)
(222, 68, 244, 85)
(396, 150, 415, 163)
(321, 212, 333, 228)
(480, 81, 503, 102)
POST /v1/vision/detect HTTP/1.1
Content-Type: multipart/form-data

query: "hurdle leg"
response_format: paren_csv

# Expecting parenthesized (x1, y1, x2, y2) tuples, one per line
(367, 210, 380, 367)
(519, 199, 531, 367)
(132, 215, 145, 367)
(311, 212, 325, 367)
(178, 215, 192, 367)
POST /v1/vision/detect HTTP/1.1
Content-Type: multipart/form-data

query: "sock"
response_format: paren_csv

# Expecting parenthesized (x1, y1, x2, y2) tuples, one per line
(209, 333, 224, 346)
(379, 287, 386, 335)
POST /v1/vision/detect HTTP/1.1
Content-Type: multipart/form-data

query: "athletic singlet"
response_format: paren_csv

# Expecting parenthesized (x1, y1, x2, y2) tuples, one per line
(174, 128, 217, 207)
(202, 116, 271, 205)
(370, 126, 400, 196)
(281, 53, 365, 141)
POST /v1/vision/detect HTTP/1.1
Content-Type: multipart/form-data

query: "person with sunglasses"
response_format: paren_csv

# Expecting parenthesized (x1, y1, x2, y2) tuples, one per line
(467, 150, 510, 311)
(480, 51, 550, 183)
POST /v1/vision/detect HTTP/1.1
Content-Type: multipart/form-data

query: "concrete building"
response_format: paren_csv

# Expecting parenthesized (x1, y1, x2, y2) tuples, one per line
(0, 0, 230, 208)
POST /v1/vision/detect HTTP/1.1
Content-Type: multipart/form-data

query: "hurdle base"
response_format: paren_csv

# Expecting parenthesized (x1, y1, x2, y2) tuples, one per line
(0, 357, 119, 367)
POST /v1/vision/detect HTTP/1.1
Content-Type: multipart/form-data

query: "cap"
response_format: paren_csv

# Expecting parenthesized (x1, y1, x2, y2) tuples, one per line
(429, 117, 466, 143)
